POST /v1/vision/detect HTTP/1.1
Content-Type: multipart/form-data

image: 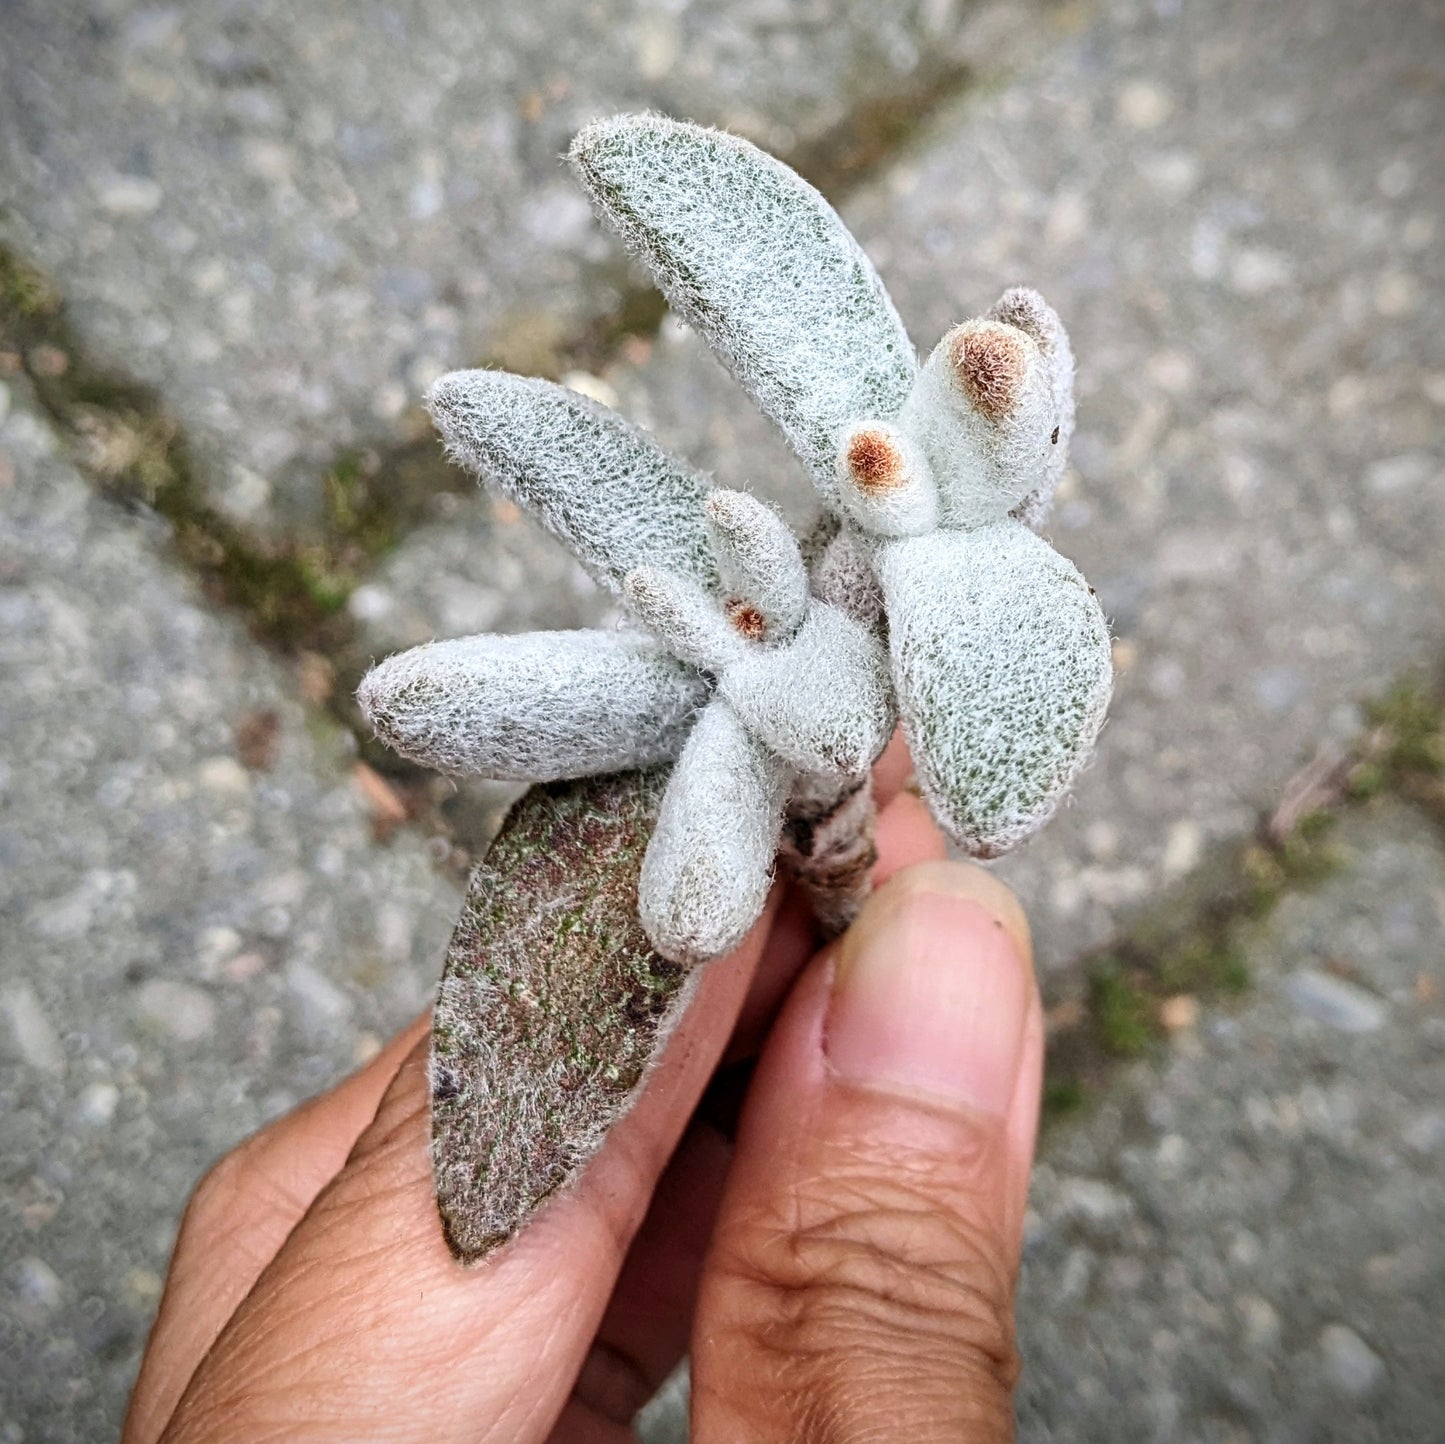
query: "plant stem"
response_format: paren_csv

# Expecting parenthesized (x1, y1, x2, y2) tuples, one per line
(781, 771, 878, 937)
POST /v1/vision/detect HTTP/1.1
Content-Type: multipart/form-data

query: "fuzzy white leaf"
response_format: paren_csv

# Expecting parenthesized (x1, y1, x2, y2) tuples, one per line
(874, 522, 1112, 856)
(427, 369, 716, 593)
(623, 566, 742, 672)
(638, 698, 790, 964)
(571, 114, 916, 500)
(703, 489, 809, 640)
(720, 603, 895, 777)
(900, 318, 1058, 529)
(988, 287, 1076, 528)
(835, 419, 938, 537)
(811, 525, 884, 627)
(357, 630, 708, 780)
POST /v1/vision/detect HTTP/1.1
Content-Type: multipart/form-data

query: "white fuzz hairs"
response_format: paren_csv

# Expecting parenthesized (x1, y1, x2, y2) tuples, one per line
(364, 113, 1114, 970)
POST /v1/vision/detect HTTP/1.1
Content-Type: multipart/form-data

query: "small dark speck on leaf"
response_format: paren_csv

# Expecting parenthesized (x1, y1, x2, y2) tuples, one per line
(432, 1065, 462, 1104)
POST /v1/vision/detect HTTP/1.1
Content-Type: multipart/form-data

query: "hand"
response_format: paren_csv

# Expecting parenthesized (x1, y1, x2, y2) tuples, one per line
(124, 739, 1043, 1443)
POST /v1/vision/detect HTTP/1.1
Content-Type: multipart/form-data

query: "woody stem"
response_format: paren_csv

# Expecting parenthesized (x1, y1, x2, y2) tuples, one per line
(779, 771, 878, 939)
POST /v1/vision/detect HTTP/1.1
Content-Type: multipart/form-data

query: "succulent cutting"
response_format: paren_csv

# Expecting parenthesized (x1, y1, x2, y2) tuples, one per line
(358, 113, 1112, 1260)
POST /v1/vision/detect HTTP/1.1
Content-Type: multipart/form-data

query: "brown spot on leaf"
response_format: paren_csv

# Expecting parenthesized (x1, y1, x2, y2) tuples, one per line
(724, 597, 767, 641)
(845, 427, 905, 493)
(949, 323, 1028, 423)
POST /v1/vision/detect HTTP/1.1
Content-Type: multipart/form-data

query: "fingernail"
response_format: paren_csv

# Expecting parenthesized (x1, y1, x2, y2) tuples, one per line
(826, 887, 1030, 1115)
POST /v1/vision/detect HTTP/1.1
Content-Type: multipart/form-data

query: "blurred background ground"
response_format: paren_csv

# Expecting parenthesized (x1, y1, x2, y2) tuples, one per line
(2, 0, 1442, 1439)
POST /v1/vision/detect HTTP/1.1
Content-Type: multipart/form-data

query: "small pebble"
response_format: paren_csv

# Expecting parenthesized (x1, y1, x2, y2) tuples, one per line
(76, 1082, 119, 1126)
(1237, 1293, 1281, 1349)
(353, 1031, 384, 1065)
(1400, 1111, 1445, 1155)
(1160, 995, 1199, 1033)
(635, 14, 679, 81)
(1145, 349, 1195, 395)
(1229, 248, 1293, 294)
(285, 959, 353, 1030)
(1376, 156, 1413, 197)
(1317, 1323, 1385, 1397)
(133, 978, 218, 1043)
(1374, 270, 1418, 316)
(2, 985, 66, 1074)
(1056, 1246, 1094, 1304)
(1161, 818, 1203, 879)
(1283, 969, 1385, 1033)
(1117, 80, 1174, 129)
(1058, 1177, 1133, 1225)
(347, 584, 394, 623)
(11, 1257, 63, 1313)
(1365, 452, 1434, 494)
(97, 175, 163, 216)
(196, 756, 252, 799)
(122, 1268, 164, 1309)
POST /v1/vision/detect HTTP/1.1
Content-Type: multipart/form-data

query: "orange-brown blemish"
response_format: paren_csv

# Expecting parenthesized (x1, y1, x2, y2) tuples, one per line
(948, 324, 1028, 423)
(724, 597, 767, 641)
(845, 428, 905, 494)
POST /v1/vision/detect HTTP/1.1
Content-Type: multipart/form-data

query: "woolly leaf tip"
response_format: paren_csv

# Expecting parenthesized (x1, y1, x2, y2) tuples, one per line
(948, 322, 1030, 423)
(638, 698, 790, 965)
(357, 630, 707, 781)
(623, 566, 741, 672)
(426, 368, 716, 593)
(835, 420, 937, 537)
(902, 317, 1056, 529)
(987, 286, 1076, 527)
(570, 113, 917, 500)
(719, 602, 896, 778)
(703, 489, 809, 641)
(875, 522, 1112, 856)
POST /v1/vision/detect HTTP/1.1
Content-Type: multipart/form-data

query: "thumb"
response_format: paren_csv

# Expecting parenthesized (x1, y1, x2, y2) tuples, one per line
(692, 861, 1042, 1444)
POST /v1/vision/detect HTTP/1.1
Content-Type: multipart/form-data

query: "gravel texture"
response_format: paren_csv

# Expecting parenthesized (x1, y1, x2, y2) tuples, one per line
(0, 0, 1048, 533)
(0, 376, 457, 1442)
(1015, 802, 1445, 1442)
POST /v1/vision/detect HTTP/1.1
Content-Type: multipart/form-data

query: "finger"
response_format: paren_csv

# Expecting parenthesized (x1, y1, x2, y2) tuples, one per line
(871, 727, 915, 808)
(693, 861, 1039, 1444)
(548, 1119, 733, 1443)
(123, 1014, 428, 1444)
(158, 910, 775, 1444)
(872, 788, 948, 884)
